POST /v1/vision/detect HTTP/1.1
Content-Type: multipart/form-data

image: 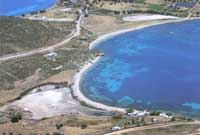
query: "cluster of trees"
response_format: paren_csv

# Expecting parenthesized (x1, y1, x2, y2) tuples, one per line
(112, 7, 188, 17)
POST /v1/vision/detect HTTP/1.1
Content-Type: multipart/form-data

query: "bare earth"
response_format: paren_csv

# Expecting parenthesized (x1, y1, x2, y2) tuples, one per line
(82, 14, 171, 35)
(43, 69, 77, 84)
(106, 122, 200, 135)
(3, 85, 112, 120)
(0, 115, 112, 135)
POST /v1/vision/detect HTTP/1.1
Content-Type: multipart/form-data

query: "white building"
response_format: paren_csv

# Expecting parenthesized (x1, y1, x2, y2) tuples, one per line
(159, 113, 173, 119)
(45, 51, 58, 61)
(112, 126, 122, 131)
(128, 110, 150, 118)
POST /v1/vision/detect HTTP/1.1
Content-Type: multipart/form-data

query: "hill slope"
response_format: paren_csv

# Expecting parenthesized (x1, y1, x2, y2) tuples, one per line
(0, 17, 75, 56)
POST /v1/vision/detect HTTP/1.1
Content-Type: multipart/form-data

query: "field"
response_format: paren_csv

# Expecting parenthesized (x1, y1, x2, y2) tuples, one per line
(89, 0, 199, 17)
(0, 115, 112, 135)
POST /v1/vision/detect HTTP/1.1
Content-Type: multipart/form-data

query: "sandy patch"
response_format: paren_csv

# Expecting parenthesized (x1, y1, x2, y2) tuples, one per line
(72, 56, 126, 113)
(123, 14, 178, 22)
(44, 69, 76, 84)
(5, 85, 111, 120)
(82, 14, 169, 35)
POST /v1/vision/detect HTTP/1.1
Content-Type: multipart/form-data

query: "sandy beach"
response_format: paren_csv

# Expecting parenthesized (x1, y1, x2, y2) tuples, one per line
(72, 16, 190, 113)
(72, 56, 126, 113)
(89, 18, 186, 50)
(123, 14, 178, 22)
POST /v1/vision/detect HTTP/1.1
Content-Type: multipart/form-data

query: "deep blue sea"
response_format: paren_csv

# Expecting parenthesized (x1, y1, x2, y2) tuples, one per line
(0, 0, 56, 16)
(80, 19, 200, 117)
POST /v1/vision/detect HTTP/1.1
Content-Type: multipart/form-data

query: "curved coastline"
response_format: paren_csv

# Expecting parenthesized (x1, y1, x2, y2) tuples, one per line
(89, 17, 193, 49)
(72, 17, 197, 113)
(72, 56, 126, 113)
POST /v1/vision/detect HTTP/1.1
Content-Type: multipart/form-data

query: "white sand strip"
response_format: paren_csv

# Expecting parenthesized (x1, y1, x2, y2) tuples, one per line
(89, 16, 189, 50)
(123, 14, 178, 22)
(72, 17, 189, 113)
(72, 56, 126, 113)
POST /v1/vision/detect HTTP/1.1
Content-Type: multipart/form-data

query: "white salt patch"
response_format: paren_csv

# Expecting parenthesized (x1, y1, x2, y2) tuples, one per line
(123, 14, 178, 22)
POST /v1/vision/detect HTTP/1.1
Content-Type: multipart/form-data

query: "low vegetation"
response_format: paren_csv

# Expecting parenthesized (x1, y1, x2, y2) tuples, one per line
(90, 0, 199, 17)
(9, 111, 22, 123)
(0, 17, 75, 56)
(123, 124, 200, 135)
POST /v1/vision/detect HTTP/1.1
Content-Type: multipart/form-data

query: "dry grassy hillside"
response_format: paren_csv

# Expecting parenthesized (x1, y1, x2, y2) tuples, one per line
(0, 17, 75, 56)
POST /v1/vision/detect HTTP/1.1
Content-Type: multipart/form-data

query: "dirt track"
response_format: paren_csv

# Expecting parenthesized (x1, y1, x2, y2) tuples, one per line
(0, 10, 83, 63)
(106, 121, 200, 135)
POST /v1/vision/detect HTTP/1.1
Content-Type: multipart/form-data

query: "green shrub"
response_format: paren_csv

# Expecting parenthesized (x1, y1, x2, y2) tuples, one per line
(126, 108, 133, 113)
(148, 4, 163, 11)
(112, 114, 123, 120)
(56, 123, 64, 129)
(166, 112, 172, 116)
(150, 111, 160, 116)
(9, 111, 22, 123)
(81, 124, 88, 129)
(134, 0, 145, 3)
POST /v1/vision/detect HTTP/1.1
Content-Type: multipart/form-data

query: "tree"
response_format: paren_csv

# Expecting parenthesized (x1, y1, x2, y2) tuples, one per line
(56, 123, 64, 129)
(150, 111, 160, 116)
(126, 108, 133, 113)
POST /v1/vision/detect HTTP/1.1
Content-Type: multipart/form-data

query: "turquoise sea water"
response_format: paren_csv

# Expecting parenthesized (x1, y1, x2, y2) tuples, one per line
(0, 0, 56, 16)
(80, 19, 200, 117)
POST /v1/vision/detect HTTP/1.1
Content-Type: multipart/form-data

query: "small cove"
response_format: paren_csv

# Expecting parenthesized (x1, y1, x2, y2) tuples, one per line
(80, 19, 200, 117)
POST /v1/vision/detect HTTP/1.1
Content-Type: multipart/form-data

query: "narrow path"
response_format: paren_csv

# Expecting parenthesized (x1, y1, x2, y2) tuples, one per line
(0, 10, 83, 63)
(25, 16, 74, 22)
(106, 121, 200, 135)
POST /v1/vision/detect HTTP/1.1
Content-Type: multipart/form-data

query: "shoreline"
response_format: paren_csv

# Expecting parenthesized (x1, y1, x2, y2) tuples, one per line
(89, 17, 190, 49)
(90, 16, 200, 50)
(72, 56, 126, 113)
(73, 17, 200, 113)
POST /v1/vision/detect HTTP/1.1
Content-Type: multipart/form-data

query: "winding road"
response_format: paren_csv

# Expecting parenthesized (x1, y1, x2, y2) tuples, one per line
(0, 9, 83, 63)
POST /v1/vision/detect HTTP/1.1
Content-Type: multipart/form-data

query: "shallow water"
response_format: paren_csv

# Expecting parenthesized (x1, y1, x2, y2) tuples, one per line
(80, 19, 200, 117)
(0, 0, 56, 16)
